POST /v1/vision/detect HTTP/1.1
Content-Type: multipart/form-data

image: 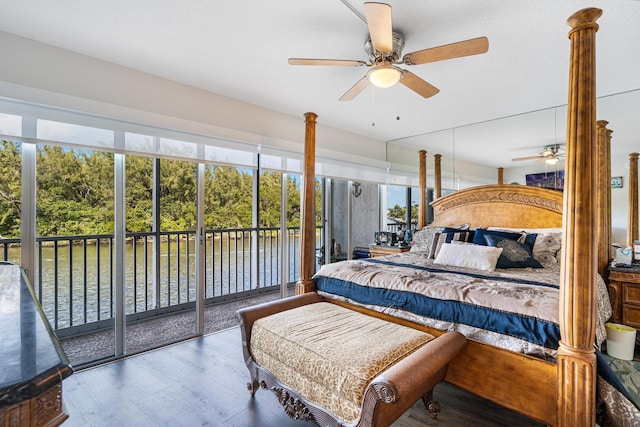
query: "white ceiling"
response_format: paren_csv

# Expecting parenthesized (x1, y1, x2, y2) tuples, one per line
(0, 0, 639, 168)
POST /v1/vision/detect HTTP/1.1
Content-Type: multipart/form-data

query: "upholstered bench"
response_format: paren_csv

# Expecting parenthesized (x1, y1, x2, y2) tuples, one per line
(237, 292, 467, 427)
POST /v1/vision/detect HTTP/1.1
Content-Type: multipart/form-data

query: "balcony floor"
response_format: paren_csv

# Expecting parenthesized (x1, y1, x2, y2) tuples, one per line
(60, 288, 293, 366)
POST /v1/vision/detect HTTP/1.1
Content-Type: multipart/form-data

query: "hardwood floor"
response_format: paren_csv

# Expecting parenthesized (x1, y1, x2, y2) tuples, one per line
(62, 327, 544, 427)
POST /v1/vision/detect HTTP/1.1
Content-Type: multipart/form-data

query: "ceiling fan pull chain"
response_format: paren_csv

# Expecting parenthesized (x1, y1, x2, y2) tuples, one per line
(371, 86, 376, 126)
(396, 84, 400, 121)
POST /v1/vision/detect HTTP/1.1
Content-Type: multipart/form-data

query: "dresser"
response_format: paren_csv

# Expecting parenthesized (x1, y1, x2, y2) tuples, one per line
(608, 264, 640, 329)
(0, 264, 73, 426)
(369, 245, 411, 258)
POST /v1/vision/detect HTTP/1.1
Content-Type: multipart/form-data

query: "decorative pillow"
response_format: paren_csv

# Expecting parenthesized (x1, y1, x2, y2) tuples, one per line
(484, 234, 543, 269)
(532, 232, 563, 266)
(472, 228, 536, 250)
(486, 227, 562, 267)
(442, 227, 475, 242)
(410, 227, 443, 252)
(427, 227, 476, 259)
(434, 243, 503, 271)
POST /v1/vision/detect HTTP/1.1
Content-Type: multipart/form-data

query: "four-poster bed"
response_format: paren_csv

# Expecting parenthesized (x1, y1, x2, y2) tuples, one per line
(296, 8, 606, 425)
(241, 7, 638, 427)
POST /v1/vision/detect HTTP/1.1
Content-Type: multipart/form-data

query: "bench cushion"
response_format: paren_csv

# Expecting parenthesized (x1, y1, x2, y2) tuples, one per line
(250, 302, 435, 424)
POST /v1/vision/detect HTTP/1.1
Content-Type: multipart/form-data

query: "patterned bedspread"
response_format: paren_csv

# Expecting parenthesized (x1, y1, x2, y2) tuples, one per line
(313, 251, 611, 361)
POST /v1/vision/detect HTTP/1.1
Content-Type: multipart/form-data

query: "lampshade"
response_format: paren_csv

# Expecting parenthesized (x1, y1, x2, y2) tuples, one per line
(368, 66, 402, 88)
(545, 157, 559, 165)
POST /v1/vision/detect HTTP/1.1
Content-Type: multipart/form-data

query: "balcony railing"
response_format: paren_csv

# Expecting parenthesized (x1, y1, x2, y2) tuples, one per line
(1, 226, 318, 338)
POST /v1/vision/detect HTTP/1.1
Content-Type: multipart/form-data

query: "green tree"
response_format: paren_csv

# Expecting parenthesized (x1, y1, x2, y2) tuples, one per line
(159, 159, 196, 231)
(387, 204, 406, 221)
(314, 178, 322, 226)
(36, 146, 114, 235)
(205, 165, 253, 228)
(286, 175, 301, 227)
(259, 171, 282, 227)
(0, 140, 22, 237)
(0, 145, 325, 238)
(126, 155, 153, 232)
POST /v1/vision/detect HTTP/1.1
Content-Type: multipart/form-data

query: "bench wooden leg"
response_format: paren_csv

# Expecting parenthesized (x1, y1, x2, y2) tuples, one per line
(422, 390, 441, 419)
(246, 367, 260, 397)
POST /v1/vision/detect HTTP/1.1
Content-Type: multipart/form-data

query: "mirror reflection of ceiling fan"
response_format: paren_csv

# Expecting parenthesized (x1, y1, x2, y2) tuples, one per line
(288, 2, 489, 101)
(511, 144, 565, 164)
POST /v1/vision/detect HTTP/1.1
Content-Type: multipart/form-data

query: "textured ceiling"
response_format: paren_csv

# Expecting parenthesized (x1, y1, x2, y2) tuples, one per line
(0, 0, 639, 167)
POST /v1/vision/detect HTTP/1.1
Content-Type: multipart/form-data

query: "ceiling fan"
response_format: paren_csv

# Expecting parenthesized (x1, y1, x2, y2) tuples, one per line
(511, 144, 565, 164)
(288, 2, 489, 101)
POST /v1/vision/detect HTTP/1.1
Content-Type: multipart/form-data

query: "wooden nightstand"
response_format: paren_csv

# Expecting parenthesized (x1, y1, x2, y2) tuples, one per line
(369, 245, 411, 258)
(608, 265, 640, 329)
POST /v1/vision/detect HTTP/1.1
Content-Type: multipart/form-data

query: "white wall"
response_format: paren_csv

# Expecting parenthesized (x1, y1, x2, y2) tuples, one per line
(503, 158, 636, 245)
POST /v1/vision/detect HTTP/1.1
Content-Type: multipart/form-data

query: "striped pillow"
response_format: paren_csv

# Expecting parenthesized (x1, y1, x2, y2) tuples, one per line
(428, 227, 476, 259)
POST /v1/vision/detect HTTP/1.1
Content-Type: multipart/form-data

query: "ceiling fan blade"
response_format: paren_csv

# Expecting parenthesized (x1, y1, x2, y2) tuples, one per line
(398, 70, 439, 98)
(364, 2, 393, 52)
(339, 76, 370, 101)
(511, 155, 542, 162)
(288, 58, 367, 67)
(403, 37, 489, 65)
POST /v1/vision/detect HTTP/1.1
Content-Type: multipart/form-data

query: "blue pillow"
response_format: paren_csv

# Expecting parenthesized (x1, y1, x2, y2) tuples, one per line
(484, 234, 543, 269)
(472, 228, 536, 250)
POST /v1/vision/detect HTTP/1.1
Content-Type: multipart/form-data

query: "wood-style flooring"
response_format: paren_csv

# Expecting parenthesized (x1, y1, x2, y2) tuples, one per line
(62, 326, 544, 427)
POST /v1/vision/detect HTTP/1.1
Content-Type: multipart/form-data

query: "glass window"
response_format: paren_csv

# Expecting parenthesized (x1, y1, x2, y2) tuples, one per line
(203, 165, 254, 308)
(38, 119, 114, 150)
(0, 113, 22, 136)
(386, 184, 407, 233)
(35, 144, 115, 363)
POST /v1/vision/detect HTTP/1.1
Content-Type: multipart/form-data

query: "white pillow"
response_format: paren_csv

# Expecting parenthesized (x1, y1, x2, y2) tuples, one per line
(433, 243, 503, 271)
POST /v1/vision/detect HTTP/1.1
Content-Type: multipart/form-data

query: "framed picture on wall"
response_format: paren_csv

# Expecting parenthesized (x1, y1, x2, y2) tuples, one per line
(611, 176, 623, 188)
(525, 171, 564, 190)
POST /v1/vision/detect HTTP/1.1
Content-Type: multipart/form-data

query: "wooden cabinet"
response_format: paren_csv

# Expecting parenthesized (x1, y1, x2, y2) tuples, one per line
(369, 245, 410, 258)
(608, 266, 640, 329)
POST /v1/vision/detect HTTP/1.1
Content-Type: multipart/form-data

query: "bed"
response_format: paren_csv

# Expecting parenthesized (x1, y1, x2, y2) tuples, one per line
(313, 223, 611, 362)
(294, 8, 638, 426)
(311, 188, 632, 425)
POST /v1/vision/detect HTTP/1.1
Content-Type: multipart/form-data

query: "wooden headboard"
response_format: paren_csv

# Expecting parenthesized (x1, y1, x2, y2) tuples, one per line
(429, 184, 563, 229)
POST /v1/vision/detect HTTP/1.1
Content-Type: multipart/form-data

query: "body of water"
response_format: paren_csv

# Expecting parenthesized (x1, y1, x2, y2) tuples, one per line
(2, 233, 303, 330)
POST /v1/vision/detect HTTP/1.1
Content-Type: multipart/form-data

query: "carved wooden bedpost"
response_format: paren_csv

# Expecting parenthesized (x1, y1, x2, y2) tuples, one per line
(557, 8, 601, 426)
(296, 112, 318, 295)
(434, 154, 442, 199)
(596, 120, 612, 276)
(418, 150, 427, 228)
(629, 152, 639, 245)
(497, 167, 504, 185)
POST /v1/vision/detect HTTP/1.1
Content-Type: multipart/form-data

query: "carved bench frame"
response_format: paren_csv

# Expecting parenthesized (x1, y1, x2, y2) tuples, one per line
(237, 292, 467, 427)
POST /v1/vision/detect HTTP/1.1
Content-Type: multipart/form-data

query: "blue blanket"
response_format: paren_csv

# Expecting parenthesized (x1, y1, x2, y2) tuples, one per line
(315, 257, 561, 352)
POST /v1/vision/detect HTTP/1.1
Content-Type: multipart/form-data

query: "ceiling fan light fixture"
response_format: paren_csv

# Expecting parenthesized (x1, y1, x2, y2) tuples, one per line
(545, 157, 559, 165)
(368, 66, 402, 88)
